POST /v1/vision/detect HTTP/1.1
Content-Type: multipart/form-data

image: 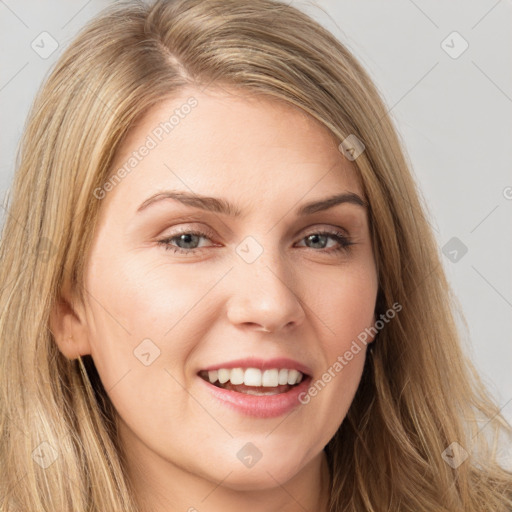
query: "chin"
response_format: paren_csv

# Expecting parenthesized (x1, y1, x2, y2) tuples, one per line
(213, 463, 303, 492)
(194, 446, 314, 492)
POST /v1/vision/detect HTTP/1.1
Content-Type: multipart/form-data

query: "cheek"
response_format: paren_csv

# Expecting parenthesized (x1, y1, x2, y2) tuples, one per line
(83, 257, 204, 440)
(296, 261, 376, 424)
(83, 249, 230, 416)
(87, 248, 225, 346)
(312, 262, 378, 349)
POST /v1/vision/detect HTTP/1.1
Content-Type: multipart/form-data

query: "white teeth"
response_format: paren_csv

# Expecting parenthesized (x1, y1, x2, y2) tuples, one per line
(208, 370, 218, 384)
(217, 369, 230, 384)
(287, 369, 299, 385)
(205, 367, 304, 387)
(244, 368, 262, 386)
(278, 368, 289, 385)
(262, 369, 279, 387)
(230, 368, 244, 385)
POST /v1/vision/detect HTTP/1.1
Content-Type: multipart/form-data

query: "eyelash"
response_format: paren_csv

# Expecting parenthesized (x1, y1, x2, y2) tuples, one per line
(157, 228, 354, 256)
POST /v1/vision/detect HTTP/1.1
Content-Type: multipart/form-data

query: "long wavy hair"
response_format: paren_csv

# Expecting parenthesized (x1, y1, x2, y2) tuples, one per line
(0, 0, 510, 510)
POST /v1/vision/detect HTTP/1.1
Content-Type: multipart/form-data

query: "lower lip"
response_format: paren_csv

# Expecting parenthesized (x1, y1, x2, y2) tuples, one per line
(198, 375, 311, 418)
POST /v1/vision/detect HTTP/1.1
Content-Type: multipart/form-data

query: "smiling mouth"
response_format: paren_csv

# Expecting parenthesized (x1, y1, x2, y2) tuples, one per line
(198, 367, 307, 396)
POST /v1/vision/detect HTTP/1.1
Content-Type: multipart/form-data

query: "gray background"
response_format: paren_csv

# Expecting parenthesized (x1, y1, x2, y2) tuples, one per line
(1, 1, 511, 430)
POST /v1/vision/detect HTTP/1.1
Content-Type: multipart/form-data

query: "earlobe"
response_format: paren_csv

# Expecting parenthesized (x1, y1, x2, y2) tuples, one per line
(49, 292, 92, 360)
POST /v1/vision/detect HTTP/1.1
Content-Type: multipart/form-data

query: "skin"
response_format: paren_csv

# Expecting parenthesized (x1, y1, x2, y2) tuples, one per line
(52, 86, 378, 512)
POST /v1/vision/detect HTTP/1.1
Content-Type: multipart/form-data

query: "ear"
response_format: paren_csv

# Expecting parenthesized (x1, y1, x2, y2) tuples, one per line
(49, 282, 92, 360)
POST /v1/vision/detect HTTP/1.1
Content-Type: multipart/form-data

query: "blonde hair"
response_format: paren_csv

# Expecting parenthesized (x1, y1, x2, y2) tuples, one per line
(0, 0, 510, 510)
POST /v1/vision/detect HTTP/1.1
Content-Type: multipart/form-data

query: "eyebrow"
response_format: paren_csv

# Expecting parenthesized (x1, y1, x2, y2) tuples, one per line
(136, 190, 368, 217)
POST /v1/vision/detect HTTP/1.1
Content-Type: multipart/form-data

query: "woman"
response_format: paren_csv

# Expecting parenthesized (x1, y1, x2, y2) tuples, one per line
(0, 0, 510, 510)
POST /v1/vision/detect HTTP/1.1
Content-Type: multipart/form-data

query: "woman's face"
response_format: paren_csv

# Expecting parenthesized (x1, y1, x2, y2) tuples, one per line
(76, 86, 378, 492)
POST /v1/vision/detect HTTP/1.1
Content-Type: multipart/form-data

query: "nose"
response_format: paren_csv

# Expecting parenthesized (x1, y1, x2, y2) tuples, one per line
(225, 244, 306, 334)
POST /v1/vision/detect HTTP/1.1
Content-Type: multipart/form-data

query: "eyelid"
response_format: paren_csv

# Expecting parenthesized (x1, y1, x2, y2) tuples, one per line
(301, 223, 351, 237)
(158, 222, 351, 242)
(159, 223, 217, 240)
(157, 222, 355, 257)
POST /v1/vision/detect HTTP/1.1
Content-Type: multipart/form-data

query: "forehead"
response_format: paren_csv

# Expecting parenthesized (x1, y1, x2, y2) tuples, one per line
(104, 86, 363, 214)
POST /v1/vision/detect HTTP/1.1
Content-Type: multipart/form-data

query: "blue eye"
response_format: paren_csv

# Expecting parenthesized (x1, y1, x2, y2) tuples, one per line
(298, 232, 354, 253)
(157, 229, 215, 255)
(157, 229, 354, 255)
(163, 232, 206, 251)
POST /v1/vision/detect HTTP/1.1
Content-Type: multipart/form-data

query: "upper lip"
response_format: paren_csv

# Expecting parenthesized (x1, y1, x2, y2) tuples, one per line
(199, 357, 312, 377)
